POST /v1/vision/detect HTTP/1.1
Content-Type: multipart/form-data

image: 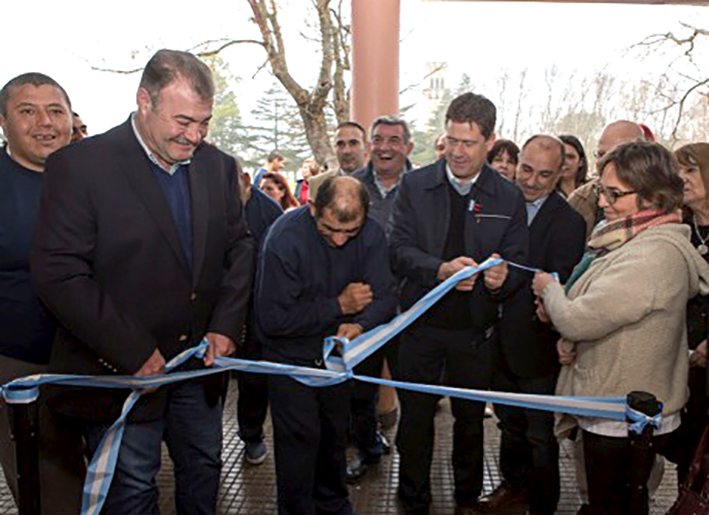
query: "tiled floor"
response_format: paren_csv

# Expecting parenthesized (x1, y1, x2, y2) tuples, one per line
(0, 382, 680, 514)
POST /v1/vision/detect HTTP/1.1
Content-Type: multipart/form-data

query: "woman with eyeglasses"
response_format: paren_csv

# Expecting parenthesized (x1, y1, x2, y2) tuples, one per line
(531, 141, 709, 515)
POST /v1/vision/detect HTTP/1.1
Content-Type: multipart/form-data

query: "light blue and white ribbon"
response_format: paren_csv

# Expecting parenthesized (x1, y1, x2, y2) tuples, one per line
(0, 257, 658, 515)
(81, 340, 210, 515)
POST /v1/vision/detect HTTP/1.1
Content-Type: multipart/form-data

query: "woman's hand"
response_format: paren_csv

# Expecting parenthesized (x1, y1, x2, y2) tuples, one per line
(691, 340, 707, 368)
(532, 272, 555, 297)
(535, 297, 551, 323)
(557, 338, 576, 366)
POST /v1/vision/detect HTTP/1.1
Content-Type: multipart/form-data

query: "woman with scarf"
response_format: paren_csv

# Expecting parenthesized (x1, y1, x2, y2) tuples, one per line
(532, 141, 709, 515)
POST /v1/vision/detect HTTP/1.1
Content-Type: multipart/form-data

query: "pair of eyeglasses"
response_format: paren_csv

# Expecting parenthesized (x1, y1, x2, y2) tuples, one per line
(593, 182, 637, 205)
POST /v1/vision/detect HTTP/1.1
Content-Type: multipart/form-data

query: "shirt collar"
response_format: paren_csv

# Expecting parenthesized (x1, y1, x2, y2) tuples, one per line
(525, 195, 549, 225)
(445, 164, 479, 196)
(131, 112, 191, 175)
(527, 196, 548, 209)
(373, 169, 403, 198)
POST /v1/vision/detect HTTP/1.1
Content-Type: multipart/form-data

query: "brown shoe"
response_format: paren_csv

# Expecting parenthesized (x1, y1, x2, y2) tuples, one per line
(475, 483, 529, 512)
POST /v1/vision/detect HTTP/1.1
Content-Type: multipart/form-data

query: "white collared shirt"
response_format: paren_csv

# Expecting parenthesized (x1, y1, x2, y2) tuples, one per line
(446, 164, 479, 196)
(130, 113, 191, 175)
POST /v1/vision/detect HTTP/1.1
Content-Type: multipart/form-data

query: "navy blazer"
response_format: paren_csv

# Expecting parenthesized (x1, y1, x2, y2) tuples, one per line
(498, 190, 586, 378)
(389, 160, 528, 333)
(32, 118, 254, 421)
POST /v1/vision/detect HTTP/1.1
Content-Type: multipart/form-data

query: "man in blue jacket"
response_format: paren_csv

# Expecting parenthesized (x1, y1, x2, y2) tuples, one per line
(255, 175, 397, 515)
(389, 92, 528, 515)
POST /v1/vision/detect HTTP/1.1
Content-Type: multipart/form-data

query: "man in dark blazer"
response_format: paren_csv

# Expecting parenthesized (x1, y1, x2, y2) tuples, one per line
(389, 92, 528, 515)
(476, 135, 586, 515)
(31, 49, 253, 514)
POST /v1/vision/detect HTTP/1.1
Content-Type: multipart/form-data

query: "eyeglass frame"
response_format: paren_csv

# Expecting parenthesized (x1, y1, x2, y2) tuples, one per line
(593, 182, 637, 205)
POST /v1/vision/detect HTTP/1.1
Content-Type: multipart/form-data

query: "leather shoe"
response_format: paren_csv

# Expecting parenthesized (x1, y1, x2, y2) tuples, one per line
(475, 483, 529, 512)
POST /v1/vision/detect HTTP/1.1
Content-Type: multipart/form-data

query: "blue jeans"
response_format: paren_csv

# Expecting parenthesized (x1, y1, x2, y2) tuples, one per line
(84, 379, 223, 515)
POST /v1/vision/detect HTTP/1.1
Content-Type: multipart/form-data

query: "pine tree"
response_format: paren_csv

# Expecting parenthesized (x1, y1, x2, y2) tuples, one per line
(203, 57, 256, 167)
(249, 83, 312, 172)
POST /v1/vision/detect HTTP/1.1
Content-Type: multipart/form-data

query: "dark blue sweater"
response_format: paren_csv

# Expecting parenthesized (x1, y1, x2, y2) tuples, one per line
(245, 185, 282, 247)
(255, 206, 397, 366)
(149, 161, 193, 269)
(0, 146, 55, 363)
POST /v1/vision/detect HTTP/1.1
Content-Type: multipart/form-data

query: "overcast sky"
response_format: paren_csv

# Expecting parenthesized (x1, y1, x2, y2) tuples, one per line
(0, 0, 705, 135)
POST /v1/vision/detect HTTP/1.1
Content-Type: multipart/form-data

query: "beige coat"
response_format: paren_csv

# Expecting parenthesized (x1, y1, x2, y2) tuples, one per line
(568, 180, 599, 241)
(540, 224, 709, 438)
(307, 169, 342, 202)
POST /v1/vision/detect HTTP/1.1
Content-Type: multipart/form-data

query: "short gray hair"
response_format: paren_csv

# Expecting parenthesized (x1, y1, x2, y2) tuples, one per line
(139, 49, 214, 106)
(371, 116, 411, 144)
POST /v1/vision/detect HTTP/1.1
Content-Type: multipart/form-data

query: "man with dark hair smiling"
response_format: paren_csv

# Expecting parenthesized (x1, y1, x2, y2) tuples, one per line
(477, 135, 585, 515)
(353, 116, 413, 230)
(256, 175, 397, 515)
(0, 72, 85, 514)
(32, 49, 253, 514)
(390, 92, 528, 515)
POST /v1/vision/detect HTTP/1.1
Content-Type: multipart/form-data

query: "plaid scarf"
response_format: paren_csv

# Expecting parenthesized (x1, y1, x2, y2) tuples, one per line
(587, 208, 682, 253)
(565, 209, 682, 292)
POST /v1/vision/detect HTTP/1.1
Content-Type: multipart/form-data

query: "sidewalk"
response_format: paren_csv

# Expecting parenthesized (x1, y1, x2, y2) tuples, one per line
(0, 382, 678, 514)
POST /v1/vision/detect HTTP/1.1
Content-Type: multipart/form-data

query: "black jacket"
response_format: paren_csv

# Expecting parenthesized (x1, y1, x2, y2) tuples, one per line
(31, 119, 253, 421)
(498, 191, 586, 378)
(389, 160, 528, 332)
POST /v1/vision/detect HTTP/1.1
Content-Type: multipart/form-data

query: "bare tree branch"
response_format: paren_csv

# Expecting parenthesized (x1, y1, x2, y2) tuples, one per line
(630, 20, 709, 141)
(251, 59, 270, 80)
(245, 0, 338, 169)
(399, 63, 447, 95)
(90, 65, 144, 74)
(194, 39, 266, 58)
(670, 77, 709, 142)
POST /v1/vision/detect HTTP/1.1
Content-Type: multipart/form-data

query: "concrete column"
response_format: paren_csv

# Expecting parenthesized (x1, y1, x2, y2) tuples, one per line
(351, 0, 401, 421)
(351, 0, 400, 130)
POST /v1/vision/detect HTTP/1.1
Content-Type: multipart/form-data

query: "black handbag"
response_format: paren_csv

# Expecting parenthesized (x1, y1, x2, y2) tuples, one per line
(668, 423, 709, 514)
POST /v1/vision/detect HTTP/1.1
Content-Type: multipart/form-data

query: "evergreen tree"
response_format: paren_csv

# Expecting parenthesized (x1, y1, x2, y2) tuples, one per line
(203, 57, 256, 167)
(409, 86, 452, 168)
(249, 83, 312, 172)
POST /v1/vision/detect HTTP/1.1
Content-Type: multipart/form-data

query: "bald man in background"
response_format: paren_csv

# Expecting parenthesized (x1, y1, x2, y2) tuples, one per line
(568, 120, 646, 239)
